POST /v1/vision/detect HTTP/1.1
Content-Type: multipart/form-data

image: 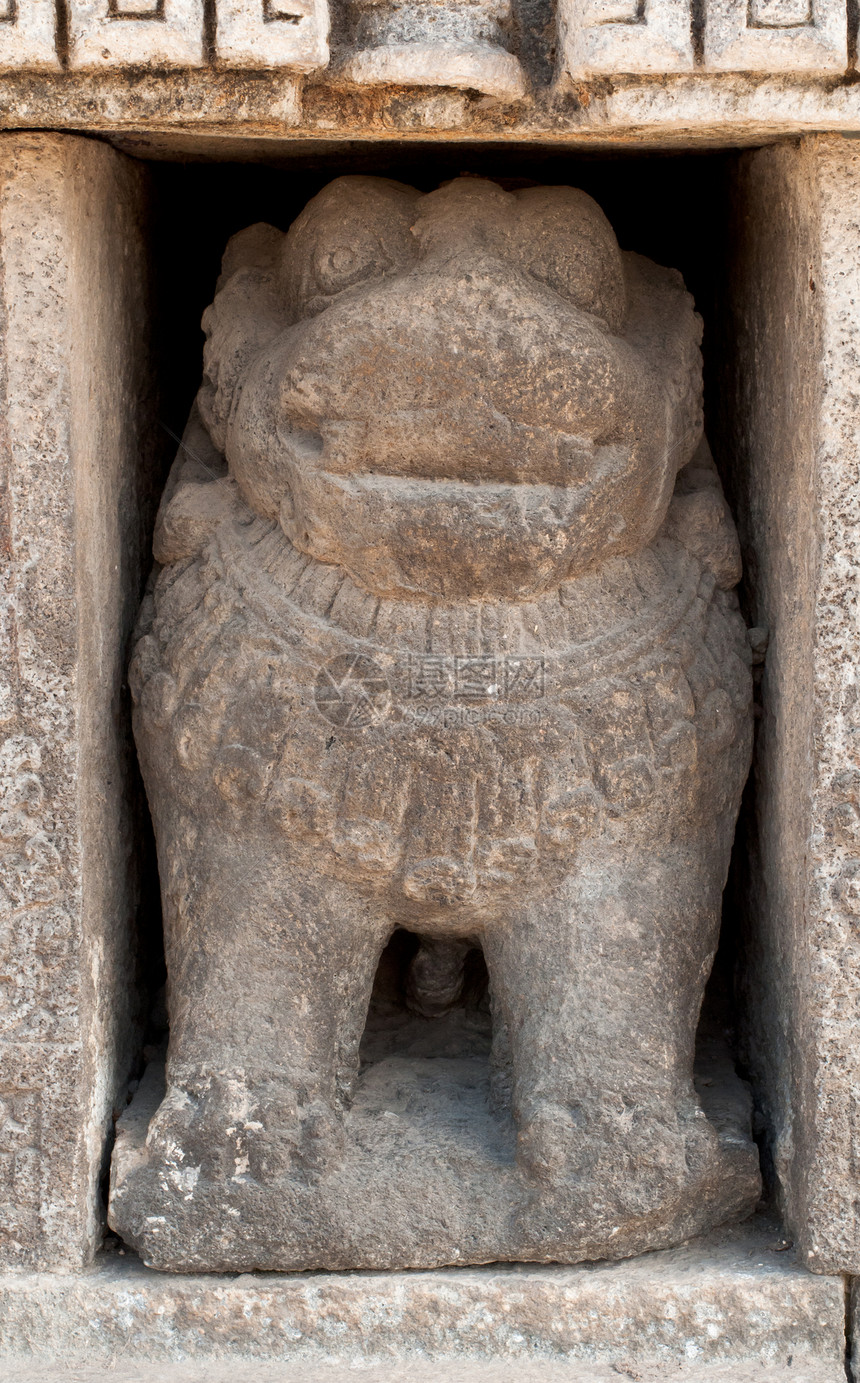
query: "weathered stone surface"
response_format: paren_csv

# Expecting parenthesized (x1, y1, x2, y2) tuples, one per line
(0, 72, 857, 151)
(703, 0, 847, 72)
(713, 133, 860, 1274)
(110, 175, 758, 1272)
(67, 0, 205, 69)
(0, 132, 155, 1268)
(1, 1367, 849, 1383)
(341, 39, 527, 101)
(0, 0, 60, 71)
(215, 0, 329, 72)
(340, 0, 527, 100)
(0, 0, 855, 128)
(559, 0, 694, 78)
(0, 1223, 848, 1380)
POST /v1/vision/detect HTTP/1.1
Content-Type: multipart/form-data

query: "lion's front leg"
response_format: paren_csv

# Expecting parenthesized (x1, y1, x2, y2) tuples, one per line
(145, 814, 390, 1184)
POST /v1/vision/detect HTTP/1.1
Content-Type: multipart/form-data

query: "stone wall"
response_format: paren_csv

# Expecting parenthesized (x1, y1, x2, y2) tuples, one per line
(0, 133, 155, 1269)
(714, 134, 860, 1276)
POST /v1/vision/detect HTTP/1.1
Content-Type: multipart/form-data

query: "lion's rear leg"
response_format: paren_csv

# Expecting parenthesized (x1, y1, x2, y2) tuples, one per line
(146, 813, 390, 1183)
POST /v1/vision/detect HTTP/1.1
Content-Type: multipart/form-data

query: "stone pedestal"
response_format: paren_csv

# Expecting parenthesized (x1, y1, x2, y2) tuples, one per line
(714, 133, 860, 1275)
(0, 133, 155, 1269)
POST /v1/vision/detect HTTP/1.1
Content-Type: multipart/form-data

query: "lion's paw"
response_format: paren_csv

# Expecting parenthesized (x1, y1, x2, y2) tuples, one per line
(515, 1092, 721, 1204)
(145, 1076, 344, 1185)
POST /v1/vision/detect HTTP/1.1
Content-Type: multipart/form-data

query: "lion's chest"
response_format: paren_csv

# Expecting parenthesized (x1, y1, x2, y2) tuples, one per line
(133, 521, 751, 903)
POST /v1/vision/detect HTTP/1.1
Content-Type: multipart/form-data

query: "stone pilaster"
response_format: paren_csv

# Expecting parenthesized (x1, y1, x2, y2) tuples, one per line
(0, 133, 154, 1268)
(716, 133, 860, 1274)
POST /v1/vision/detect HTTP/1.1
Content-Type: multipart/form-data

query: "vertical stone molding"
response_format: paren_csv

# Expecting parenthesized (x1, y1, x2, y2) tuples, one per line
(215, 0, 329, 71)
(558, 0, 693, 78)
(67, 0, 205, 68)
(703, 0, 847, 71)
(717, 134, 860, 1274)
(0, 1, 60, 69)
(0, 133, 153, 1268)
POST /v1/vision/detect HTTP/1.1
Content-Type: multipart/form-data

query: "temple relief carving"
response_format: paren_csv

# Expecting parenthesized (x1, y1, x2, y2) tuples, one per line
(0, 0, 851, 80)
(67, 0, 207, 67)
(214, 0, 330, 71)
(703, 0, 847, 71)
(0, 0, 59, 68)
(109, 175, 760, 1272)
(559, 0, 694, 77)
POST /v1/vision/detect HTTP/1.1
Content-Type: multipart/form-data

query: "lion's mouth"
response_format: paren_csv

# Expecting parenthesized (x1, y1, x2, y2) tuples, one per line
(274, 453, 649, 602)
(276, 410, 632, 490)
(268, 411, 653, 599)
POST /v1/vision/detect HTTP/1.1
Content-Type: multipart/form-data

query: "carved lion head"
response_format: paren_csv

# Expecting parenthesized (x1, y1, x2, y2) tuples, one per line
(198, 175, 703, 600)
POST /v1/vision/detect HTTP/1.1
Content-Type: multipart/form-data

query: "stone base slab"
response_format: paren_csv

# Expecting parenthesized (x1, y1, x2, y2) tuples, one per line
(0, 1364, 850, 1382)
(0, 1220, 846, 1381)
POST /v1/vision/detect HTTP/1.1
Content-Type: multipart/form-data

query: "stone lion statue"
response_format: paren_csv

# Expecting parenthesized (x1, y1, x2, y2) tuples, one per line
(110, 176, 759, 1271)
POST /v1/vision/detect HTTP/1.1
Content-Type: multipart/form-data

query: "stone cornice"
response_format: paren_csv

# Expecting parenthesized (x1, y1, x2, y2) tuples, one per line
(0, 0, 857, 146)
(1, 73, 860, 149)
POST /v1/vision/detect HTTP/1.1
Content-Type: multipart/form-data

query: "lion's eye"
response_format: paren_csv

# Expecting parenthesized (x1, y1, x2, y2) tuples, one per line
(313, 238, 387, 296)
